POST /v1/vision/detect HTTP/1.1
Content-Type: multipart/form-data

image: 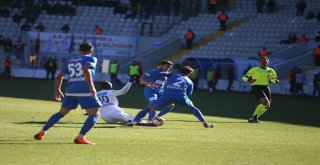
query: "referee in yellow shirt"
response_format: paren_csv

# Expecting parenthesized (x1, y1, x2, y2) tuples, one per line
(242, 57, 279, 123)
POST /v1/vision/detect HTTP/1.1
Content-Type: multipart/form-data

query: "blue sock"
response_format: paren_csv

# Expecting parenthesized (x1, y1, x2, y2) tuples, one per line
(157, 106, 172, 117)
(42, 112, 64, 131)
(133, 107, 150, 122)
(148, 110, 156, 121)
(79, 115, 99, 136)
(191, 107, 206, 123)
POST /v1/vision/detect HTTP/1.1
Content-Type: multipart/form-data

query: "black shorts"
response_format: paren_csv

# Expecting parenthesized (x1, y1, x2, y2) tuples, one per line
(251, 85, 271, 101)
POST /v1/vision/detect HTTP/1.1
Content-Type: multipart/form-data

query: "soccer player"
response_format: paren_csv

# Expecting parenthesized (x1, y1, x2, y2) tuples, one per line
(98, 76, 145, 124)
(128, 66, 215, 128)
(140, 60, 174, 124)
(34, 43, 102, 145)
(242, 57, 279, 123)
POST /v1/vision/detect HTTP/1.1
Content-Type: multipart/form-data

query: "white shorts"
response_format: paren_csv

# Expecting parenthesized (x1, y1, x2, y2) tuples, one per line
(100, 106, 135, 123)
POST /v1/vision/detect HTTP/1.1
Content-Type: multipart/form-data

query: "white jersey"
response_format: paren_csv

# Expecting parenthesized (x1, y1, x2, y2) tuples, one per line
(97, 82, 134, 123)
(97, 82, 132, 108)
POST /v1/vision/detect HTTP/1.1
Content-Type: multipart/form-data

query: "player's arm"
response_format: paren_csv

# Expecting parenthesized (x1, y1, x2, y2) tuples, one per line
(140, 74, 157, 89)
(269, 69, 279, 83)
(112, 82, 133, 96)
(242, 68, 256, 84)
(187, 80, 193, 96)
(54, 71, 65, 101)
(83, 65, 96, 96)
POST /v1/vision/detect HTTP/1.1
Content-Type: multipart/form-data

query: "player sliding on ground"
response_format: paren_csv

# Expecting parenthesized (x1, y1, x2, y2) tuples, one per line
(127, 66, 215, 128)
(242, 57, 279, 123)
(98, 76, 145, 124)
(34, 43, 102, 145)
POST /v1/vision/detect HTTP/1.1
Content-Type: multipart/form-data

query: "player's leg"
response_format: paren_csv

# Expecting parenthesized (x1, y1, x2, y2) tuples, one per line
(34, 96, 76, 140)
(249, 86, 270, 123)
(130, 105, 155, 124)
(74, 96, 101, 145)
(257, 87, 271, 118)
(181, 97, 214, 128)
(157, 103, 174, 117)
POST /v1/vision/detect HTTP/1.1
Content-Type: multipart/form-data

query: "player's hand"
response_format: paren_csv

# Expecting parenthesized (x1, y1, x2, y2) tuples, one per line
(129, 75, 137, 83)
(249, 79, 256, 84)
(55, 90, 64, 101)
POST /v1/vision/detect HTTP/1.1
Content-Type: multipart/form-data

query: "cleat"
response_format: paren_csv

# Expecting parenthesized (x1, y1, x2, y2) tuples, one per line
(203, 123, 215, 128)
(74, 136, 95, 145)
(34, 131, 45, 140)
(248, 117, 260, 123)
(126, 122, 135, 127)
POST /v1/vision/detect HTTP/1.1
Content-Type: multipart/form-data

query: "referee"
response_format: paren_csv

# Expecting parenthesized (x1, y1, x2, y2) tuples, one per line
(242, 57, 279, 123)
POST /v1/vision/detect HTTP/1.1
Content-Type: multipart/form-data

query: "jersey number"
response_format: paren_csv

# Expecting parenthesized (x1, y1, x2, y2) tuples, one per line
(68, 63, 83, 77)
(172, 79, 185, 88)
(99, 96, 109, 104)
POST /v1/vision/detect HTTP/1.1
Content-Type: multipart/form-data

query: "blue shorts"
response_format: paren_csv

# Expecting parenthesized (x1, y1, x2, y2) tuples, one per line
(62, 96, 102, 110)
(144, 90, 162, 103)
(151, 95, 194, 109)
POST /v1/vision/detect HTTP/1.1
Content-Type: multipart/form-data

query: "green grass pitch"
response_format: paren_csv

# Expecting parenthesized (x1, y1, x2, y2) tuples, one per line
(0, 78, 319, 165)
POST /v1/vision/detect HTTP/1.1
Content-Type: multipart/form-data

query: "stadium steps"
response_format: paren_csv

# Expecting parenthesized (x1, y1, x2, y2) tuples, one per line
(167, 18, 248, 62)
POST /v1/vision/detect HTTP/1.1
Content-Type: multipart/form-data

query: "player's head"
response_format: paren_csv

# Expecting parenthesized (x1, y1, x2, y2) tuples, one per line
(79, 43, 94, 55)
(102, 81, 112, 90)
(179, 66, 194, 76)
(159, 60, 173, 71)
(259, 56, 269, 68)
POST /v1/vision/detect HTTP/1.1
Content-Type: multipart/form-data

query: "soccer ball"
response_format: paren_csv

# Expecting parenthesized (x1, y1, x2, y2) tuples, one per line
(152, 116, 165, 126)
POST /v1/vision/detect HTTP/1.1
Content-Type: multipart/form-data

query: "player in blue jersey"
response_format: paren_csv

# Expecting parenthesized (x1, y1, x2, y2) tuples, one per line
(34, 43, 102, 145)
(139, 60, 174, 124)
(128, 66, 215, 128)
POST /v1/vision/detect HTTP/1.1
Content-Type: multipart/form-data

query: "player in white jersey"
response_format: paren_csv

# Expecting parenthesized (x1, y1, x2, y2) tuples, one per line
(98, 76, 145, 124)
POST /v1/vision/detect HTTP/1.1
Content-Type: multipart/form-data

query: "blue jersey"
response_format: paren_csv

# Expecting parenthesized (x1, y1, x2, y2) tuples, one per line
(164, 72, 193, 97)
(62, 55, 98, 95)
(143, 68, 169, 94)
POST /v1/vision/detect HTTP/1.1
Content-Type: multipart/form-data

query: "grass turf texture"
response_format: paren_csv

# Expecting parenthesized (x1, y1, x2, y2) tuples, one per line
(0, 78, 320, 165)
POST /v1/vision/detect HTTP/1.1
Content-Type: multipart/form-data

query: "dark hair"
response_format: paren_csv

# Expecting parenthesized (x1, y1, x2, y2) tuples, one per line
(161, 60, 173, 66)
(179, 66, 194, 75)
(79, 43, 93, 52)
(102, 81, 112, 90)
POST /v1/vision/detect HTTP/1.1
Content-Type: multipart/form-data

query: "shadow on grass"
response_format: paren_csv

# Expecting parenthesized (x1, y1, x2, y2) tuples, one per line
(0, 139, 73, 145)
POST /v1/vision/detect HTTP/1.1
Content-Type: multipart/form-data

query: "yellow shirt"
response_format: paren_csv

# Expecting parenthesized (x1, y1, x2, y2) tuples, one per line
(242, 66, 278, 85)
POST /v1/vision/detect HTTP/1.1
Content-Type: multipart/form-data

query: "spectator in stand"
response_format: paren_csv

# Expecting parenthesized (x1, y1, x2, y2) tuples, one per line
(217, 11, 229, 30)
(0, 34, 4, 46)
(296, 0, 307, 16)
(109, 60, 120, 86)
(173, 0, 181, 16)
(61, 23, 70, 33)
(93, 25, 103, 35)
(294, 69, 305, 95)
(44, 57, 58, 80)
(21, 22, 31, 32)
(36, 22, 45, 32)
(315, 31, 320, 42)
(14, 39, 25, 59)
(2, 56, 12, 78)
(190, 65, 200, 90)
(227, 66, 235, 91)
(314, 44, 320, 66)
(267, 0, 276, 13)
(128, 60, 142, 86)
(12, 12, 22, 24)
(214, 65, 221, 90)
(3, 37, 13, 55)
(306, 11, 316, 20)
(258, 47, 271, 57)
(298, 34, 309, 44)
(206, 67, 216, 92)
(208, 0, 218, 14)
(313, 71, 320, 97)
(256, 0, 265, 13)
(288, 67, 297, 94)
(185, 28, 195, 49)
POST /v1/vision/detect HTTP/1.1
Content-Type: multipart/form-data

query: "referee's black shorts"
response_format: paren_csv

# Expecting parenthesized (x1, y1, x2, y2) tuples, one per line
(251, 85, 271, 101)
